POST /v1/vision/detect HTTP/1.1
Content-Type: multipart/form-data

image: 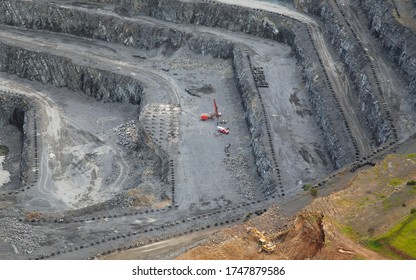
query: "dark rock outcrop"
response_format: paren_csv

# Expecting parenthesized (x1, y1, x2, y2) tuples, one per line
(0, 0, 190, 54)
(0, 42, 143, 104)
(0, 93, 32, 187)
(118, 0, 283, 42)
(295, 0, 392, 146)
(358, 0, 416, 99)
(289, 25, 355, 168)
(232, 46, 275, 194)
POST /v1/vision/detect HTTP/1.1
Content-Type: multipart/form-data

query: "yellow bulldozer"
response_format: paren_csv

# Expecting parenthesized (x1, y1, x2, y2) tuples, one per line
(247, 227, 276, 254)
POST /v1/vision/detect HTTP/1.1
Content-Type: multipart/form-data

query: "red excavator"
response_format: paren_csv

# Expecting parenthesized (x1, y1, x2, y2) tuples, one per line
(200, 99, 222, 121)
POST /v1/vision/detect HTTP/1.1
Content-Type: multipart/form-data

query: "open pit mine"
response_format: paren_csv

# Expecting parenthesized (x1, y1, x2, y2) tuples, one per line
(0, 0, 415, 260)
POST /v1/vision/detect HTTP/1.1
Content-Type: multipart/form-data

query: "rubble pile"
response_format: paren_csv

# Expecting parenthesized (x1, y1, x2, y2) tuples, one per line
(114, 121, 139, 149)
(0, 218, 45, 254)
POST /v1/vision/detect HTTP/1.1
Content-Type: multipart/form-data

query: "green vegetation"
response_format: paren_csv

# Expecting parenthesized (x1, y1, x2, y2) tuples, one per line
(389, 178, 403, 187)
(0, 145, 9, 156)
(302, 183, 313, 191)
(406, 154, 416, 159)
(365, 239, 382, 251)
(411, 208, 416, 215)
(365, 213, 416, 259)
(406, 180, 416, 186)
(310, 188, 318, 197)
(340, 225, 360, 241)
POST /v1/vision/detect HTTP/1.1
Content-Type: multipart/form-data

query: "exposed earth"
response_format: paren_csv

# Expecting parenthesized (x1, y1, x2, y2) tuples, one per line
(0, 0, 415, 260)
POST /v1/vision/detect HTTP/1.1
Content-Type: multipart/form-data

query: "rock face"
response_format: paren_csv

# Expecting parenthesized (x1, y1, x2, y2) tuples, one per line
(0, 42, 143, 105)
(118, 0, 283, 42)
(0, 93, 31, 188)
(0, 95, 28, 130)
(0, 0, 189, 55)
(357, 0, 416, 100)
(295, 0, 392, 146)
(289, 25, 355, 168)
(232, 46, 275, 194)
(0, 0, 234, 59)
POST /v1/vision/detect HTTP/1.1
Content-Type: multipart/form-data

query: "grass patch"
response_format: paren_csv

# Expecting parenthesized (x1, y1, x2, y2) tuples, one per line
(365, 239, 382, 251)
(340, 225, 360, 240)
(302, 183, 312, 191)
(389, 178, 403, 187)
(386, 214, 416, 258)
(367, 213, 416, 259)
(0, 145, 9, 156)
(406, 154, 416, 159)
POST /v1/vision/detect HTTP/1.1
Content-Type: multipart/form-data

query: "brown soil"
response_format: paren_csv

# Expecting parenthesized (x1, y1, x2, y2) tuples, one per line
(177, 153, 416, 260)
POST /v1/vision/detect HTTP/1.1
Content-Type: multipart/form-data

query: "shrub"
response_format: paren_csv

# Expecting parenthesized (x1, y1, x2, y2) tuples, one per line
(389, 178, 403, 187)
(406, 180, 416, 186)
(310, 188, 318, 197)
(302, 183, 312, 191)
(411, 208, 416, 215)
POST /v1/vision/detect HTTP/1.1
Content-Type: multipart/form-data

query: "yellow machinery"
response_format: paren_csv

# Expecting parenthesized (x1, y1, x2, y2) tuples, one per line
(247, 227, 276, 254)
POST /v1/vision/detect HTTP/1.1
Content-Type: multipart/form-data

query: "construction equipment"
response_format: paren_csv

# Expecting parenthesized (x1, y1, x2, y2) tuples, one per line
(217, 126, 229, 134)
(200, 99, 230, 135)
(247, 227, 276, 254)
(200, 99, 222, 121)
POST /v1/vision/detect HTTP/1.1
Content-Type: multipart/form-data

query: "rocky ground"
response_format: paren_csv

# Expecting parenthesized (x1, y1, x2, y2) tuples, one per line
(0, 0, 415, 260)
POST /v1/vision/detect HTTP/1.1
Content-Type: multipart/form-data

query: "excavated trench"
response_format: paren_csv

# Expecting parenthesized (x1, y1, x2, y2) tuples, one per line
(0, 0, 412, 259)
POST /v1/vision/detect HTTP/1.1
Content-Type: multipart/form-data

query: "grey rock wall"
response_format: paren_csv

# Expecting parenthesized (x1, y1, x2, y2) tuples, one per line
(0, 0, 235, 59)
(290, 26, 356, 168)
(358, 0, 416, 99)
(295, 0, 392, 146)
(0, 93, 31, 187)
(117, 0, 287, 43)
(231, 46, 275, 194)
(0, 0, 190, 54)
(0, 42, 143, 104)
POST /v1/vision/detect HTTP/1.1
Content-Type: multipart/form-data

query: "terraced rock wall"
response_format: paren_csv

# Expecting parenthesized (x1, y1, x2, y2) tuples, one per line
(0, 42, 143, 104)
(117, 0, 285, 42)
(358, 0, 416, 100)
(0, 0, 190, 54)
(118, 0, 355, 167)
(0, 0, 359, 188)
(0, 0, 235, 58)
(231, 46, 275, 194)
(289, 25, 355, 168)
(295, 0, 392, 146)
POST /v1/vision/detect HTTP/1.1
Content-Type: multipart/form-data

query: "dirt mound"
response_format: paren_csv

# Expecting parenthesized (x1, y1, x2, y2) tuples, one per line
(177, 207, 329, 260)
(279, 211, 325, 259)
